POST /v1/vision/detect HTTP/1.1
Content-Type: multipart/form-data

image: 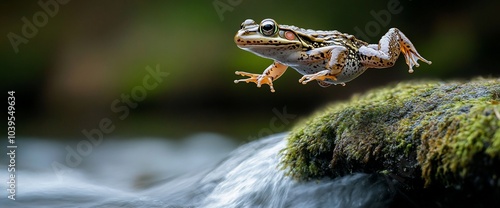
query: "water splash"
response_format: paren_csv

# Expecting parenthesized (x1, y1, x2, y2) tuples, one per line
(1, 133, 395, 208)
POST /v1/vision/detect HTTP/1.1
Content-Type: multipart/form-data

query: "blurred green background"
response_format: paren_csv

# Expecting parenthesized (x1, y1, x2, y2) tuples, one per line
(1, 0, 499, 141)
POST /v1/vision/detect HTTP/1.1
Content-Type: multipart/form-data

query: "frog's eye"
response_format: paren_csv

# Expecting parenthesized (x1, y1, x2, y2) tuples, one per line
(259, 19, 277, 36)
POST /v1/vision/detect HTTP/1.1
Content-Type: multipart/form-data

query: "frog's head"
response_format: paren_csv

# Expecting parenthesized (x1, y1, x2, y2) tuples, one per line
(234, 19, 303, 59)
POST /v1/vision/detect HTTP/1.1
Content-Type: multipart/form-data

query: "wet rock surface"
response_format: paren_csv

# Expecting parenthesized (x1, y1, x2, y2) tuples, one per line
(281, 78, 500, 207)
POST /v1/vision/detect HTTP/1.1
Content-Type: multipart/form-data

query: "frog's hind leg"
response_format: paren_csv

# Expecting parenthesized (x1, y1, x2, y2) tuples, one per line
(359, 28, 432, 73)
(234, 61, 288, 92)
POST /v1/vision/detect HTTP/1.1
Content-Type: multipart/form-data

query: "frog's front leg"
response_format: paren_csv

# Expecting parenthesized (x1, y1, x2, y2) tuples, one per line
(359, 28, 432, 73)
(234, 61, 288, 92)
(298, 45, 348, 85)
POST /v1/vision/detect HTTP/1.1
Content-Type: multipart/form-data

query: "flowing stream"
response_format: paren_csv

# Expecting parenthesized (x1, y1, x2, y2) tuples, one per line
(1, 133, 395, 208)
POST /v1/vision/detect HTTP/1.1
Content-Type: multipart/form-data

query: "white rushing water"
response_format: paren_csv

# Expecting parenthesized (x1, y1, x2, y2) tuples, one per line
(1, 133, 395, 208)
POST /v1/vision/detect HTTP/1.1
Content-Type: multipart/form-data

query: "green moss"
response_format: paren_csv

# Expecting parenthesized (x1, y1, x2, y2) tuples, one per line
(280, 78, 500, 188)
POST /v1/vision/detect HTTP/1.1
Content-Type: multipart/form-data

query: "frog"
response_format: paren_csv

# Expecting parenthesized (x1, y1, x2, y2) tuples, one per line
(233, 18, 432, 92)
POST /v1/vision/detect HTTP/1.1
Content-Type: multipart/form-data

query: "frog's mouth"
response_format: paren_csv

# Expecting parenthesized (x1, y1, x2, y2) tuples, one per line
(234, 33, 300, 48)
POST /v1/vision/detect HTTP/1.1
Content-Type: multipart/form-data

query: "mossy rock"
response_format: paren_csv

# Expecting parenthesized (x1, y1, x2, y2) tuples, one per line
(280, 78, 500, 190)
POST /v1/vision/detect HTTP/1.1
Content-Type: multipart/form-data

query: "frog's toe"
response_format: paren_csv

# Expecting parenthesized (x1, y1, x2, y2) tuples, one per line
(299, 73, 336, 85)
(269, 85, 276, 93)
(235, 71, 257, 77)
(235, 71, 260, 83)
(299, 75, 314, 85)
(234, 78, 251, 84)
(298, 77, 307, 84)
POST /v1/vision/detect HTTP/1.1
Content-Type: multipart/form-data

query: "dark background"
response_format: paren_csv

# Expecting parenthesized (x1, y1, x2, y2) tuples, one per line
(1, 0, 499, 141)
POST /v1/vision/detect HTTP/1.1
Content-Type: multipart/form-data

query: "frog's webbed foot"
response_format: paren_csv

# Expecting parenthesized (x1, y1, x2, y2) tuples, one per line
(234, 71, 276, 92)
(299, 70, 338, 85)
(397, 31, 432, 73)
(234, 62, 288, 93)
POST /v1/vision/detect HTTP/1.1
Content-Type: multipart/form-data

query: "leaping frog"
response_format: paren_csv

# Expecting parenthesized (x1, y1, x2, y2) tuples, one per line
(234, 18, 432, 92)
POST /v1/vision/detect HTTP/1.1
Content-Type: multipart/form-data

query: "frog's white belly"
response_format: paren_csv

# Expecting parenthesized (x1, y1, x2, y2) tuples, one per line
(287, 64, 368, 85)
